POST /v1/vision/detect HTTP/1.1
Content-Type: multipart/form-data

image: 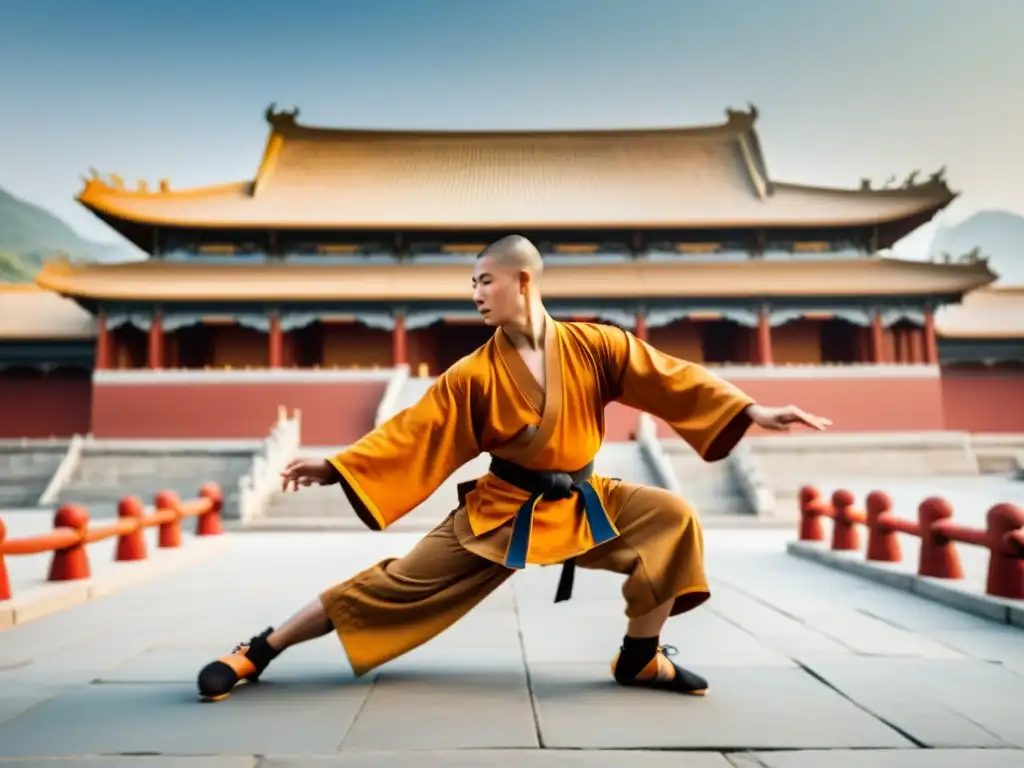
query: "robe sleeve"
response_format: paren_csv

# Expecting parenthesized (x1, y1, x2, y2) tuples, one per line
(325, 366, 481, 530)
(601, 327, 757, 461)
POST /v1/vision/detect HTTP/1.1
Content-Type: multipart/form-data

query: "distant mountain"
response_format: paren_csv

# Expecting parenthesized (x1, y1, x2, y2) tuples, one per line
(0, 185, 143, 281)
(928, 209, 1024, 285)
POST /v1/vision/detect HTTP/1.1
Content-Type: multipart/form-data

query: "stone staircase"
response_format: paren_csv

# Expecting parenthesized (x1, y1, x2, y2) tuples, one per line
(747, 431, 981, 512)
(53, 442, 259, 519)
(970, 433, 1024, 476)
(0, 441, 69, 509)
(661, 439, 752, 516)
(255, 441, 663, 531)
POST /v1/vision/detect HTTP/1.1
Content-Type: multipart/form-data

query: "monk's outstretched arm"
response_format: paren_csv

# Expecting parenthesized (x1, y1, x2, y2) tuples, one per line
(601, 327, 756, 462)
(325, 367, 482, 530)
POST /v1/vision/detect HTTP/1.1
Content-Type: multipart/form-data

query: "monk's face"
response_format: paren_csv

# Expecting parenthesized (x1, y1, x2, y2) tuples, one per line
(472, 255, 527, 327)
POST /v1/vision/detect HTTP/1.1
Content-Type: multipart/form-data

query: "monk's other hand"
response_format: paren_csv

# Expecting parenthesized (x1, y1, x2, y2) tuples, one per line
(280, 458, 337, 492)
(746, 404, 832, 432)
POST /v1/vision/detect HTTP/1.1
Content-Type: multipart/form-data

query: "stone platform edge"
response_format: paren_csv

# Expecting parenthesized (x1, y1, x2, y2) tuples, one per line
(0, 535, 230, 630)
(786, 539, 1024, 629)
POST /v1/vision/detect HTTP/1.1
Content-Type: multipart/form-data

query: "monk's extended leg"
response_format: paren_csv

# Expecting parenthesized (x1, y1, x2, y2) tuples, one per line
(197, 512, 512, 701)
(577, 481, 711, 695)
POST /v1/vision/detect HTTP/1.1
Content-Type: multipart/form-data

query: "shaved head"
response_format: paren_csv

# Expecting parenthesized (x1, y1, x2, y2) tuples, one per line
(477, 234, 543, 278)
(471, 235, 545, 328)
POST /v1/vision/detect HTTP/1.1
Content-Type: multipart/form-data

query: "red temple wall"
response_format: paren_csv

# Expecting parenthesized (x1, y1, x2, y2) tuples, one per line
(4, 366, 1024, 442)
(649, 373, 946, 437)
(940, 365, 1024, 432)
(89, 373, 388, 445)
(0, 370, 93, 439)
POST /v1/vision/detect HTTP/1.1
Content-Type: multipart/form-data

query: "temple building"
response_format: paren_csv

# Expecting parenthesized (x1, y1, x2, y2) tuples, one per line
(2, 105, 1022, 441)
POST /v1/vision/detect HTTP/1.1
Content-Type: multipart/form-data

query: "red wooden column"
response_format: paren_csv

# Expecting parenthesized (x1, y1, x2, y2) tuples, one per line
(870, 311, 886, 363)
(909, 328, 924, 363)
(756, 306, 773, 365)
(634, 312, 648, 343)
(392, 312, 407, 365)
(268, 313, 283, 368)
(148, 311, 164, 369)
(923, 306, 938, 364)
(94, 312, 111, 370)
(896, 327, 911, 364)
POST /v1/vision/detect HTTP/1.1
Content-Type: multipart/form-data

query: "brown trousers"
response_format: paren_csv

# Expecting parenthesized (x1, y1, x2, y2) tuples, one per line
(319, 480, 709, 677)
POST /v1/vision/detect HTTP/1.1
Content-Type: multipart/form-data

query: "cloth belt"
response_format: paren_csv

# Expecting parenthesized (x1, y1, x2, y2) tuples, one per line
(488, 455, 618, 603)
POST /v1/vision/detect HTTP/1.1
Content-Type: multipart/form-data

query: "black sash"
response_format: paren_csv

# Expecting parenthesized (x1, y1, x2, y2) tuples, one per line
(488, 455, 617, 603)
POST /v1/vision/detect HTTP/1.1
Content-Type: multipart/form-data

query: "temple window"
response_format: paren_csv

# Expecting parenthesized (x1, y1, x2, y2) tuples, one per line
(111, 324, 148, 369)
(697, 319, 751, 365)
(819, 318, 863, 364)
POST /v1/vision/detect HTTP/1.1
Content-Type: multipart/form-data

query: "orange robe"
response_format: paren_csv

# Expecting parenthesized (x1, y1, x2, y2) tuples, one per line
(328, 314, 755, 566)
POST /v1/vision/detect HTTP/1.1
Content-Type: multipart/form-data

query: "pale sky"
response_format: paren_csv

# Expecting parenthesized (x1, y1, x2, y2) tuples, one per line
(1, 0, 1021, 256)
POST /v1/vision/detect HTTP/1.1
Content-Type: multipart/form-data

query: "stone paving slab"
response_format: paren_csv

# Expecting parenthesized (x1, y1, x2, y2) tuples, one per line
(797, 655, 1024, 749)
(0, 510, 230, 629)
(745, 748, 1024, 767)
(339, 661, 538, 750)
(264, 753, 735, 767)
(0, 753, 1021, 768)
(529, 663, 913, 750)
(0, 760, 255, 767)
(518, 602, 796, 667)
(1, 528, 1023, 762)
(0, 680, 372, 757)
(787, 540, 1022, 626)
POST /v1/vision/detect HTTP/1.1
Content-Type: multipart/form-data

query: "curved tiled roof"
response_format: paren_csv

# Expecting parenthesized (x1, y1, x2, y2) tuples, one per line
(76, 105, 955, 232)
(935, 286, 1024, 339)
(0, 284, 95, 339)
(34, 256, 995, 303)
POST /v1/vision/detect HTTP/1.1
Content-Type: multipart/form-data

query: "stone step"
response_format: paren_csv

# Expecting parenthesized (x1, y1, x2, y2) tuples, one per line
(665, 446, 753, 516)
(0, 471, 54, 487)
(0, 486, 45, 509)
(53, 451, 254, 520)
(0, 449, 65, 508)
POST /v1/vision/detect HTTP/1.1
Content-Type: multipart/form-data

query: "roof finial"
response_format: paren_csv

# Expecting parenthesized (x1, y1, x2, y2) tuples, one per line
(265, 103, 301, 130)
(929, 165, 947, 185)
(901, 170, 920, 188)
(724, 103, 758, 128)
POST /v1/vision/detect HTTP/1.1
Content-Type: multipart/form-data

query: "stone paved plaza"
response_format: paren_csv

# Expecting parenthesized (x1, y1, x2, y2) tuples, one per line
(1, 518, 1024, 767)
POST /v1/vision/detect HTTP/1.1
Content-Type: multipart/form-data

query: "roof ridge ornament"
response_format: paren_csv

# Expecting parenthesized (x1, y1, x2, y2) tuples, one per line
(862, 164, 950, 194)
(265, 103, 301, 131)
(724, 103, 759, 129)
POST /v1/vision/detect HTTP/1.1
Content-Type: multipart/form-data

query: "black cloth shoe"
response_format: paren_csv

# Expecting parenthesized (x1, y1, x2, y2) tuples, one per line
(611, 644, 708, 695)
(197, 627, 279, 702)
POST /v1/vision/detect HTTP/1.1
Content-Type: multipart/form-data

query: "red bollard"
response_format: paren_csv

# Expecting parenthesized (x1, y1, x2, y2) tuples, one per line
(197, 483, 224, 536)
(155, 491, 182, 548)
(984, 503, 1024, 599)
(49, 505, 91, 581)
(0, 518, 10, 601)
(798, 486, 826, 541)
(918, 497, 962, 580)
(116, 496, 147, 562)
(830, 489, 860, 551)
(865, 491, 900, 562)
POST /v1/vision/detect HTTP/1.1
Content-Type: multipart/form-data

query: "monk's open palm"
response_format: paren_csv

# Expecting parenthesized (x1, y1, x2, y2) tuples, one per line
(280, 458, 336, 492)
(749, 404, 832, 432)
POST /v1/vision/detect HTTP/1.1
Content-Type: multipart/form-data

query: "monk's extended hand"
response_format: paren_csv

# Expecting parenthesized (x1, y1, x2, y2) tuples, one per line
(747, 404, 832, 432)
(280, 458, 338, 492)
